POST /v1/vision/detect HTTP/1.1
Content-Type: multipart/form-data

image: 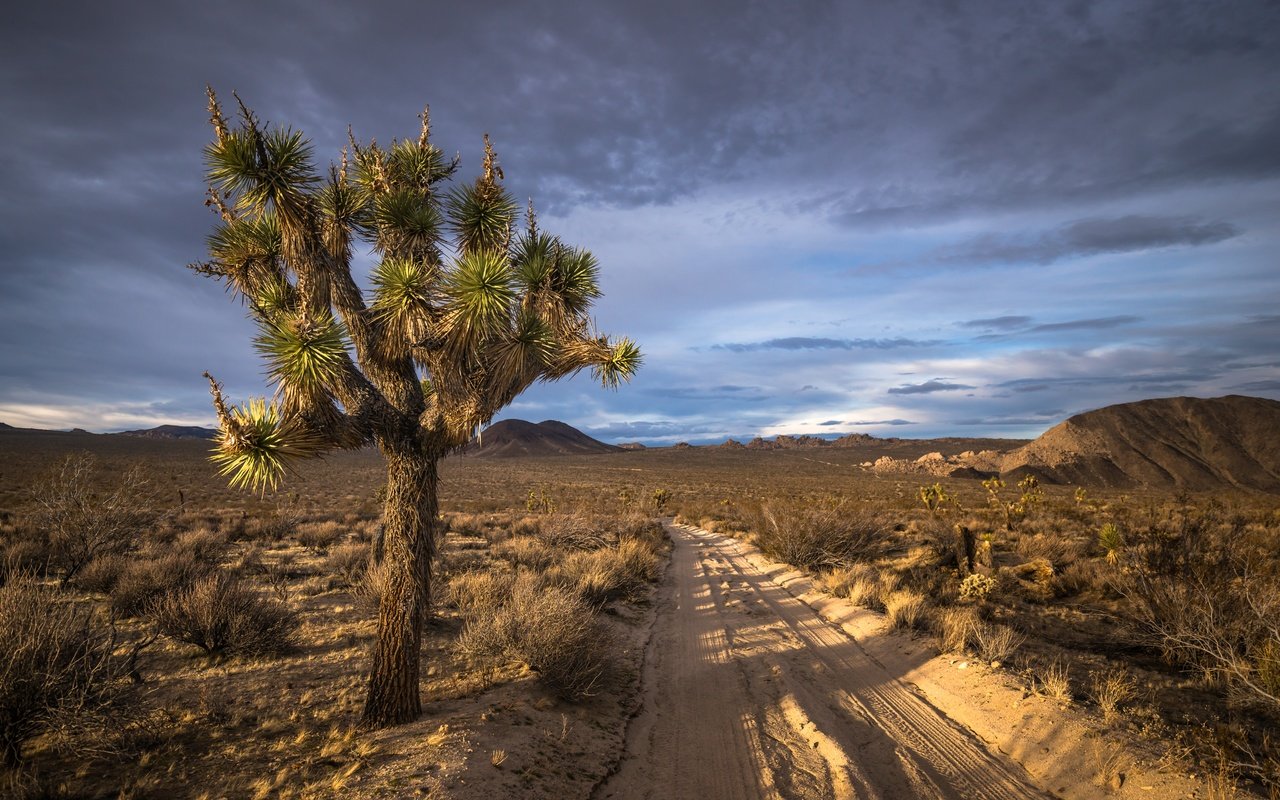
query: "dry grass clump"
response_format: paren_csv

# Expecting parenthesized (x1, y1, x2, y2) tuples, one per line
(1037, 659, 1073, 705)
(458, 572, 613, 700)
(884, 589, 928, 631)
(0, 573, 115, 767)
(1090, 667, 1138, 725)
(972, 622, 1024, 665)
(494, 536, 558, 571)
(73, 553, 129, 594)
(174, 527, 228, 564)
(936, 606, 980, 654)
(296, 521, 344, 553)
(151, 572, 298, 658)
(752, 500, 888, 572)
(109, 549, 213, 618)
(554, 538, 660, 606)
(322, 542, 371, 587)
(538, 514, 607, 551)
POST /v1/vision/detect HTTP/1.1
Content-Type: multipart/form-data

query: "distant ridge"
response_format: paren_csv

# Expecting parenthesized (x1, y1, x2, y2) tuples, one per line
(115, 425, 219, 440)
(464, 419, 620, 458)
(1000, 395, 1280, 492)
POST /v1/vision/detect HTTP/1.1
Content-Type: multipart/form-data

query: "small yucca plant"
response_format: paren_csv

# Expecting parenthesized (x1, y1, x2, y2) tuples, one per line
(1098, 522, 1124, 564)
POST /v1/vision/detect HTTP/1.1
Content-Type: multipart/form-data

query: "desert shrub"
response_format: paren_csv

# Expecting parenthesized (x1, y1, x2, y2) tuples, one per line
(973, 622, 1024, 665)
(1037, 659, 1073, 704)
(936, 606, 979, 654)
(29, 454, 159, 586)
(884, 589, 928, 631)
(823, 562, 880, 606)
(73, 554, 128, 594)
(457, 572, 612, 700)
(297, 520, 344, 553)
(1, 538, 50, 583)
(323, 542, 371, 587)
(494, 536, 558, 571)
(1089, 667, 1137, 725)
(109, 550, 213, 618)
(1117, 510, 1280, 710)
(0, 573, 114, 767)
(353, 557, 394, 611)
(174, 526, 227, 565)
(615, 515, 666, 551)
(538, 515, 607, 551)
(151, 572, 298, 658)
(751, 500, 888, 572)
(447, 570, 516, 614)
(555, 539, 659, 606)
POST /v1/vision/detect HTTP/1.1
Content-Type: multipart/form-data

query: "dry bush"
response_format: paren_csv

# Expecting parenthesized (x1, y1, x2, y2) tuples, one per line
(1117, 509, 1280, 711)
(936, 606, 979, 654)
(109, 549, 214, 618)
(1014, 531, 1086, 566)
(494, 536, 558, 571)
(1038, 659, 1073, 705)
(457, 572, 612, 700)
(0, 573, 114, 767)
(824, 563, 888, 609)
(538, 515, 607, 551)
(150, 572, 298, 658)
(174, 527, 228, 565)
(973, 622, 1024, 665)
(297, 521, 344, 553)
(884, 589, 928, 631)
(1, 537, 49, 585)
(614, 515, 666, 550)
(73, 553, 128, 594)
(751, 500, 888, 572)
(555, 539, 660, 606)
(29, 454, 160, 586)
(322, 542, 371, 587)
(1090, 667, 1137, 725)
(352, 557, 394, 612)
(447, 570, 516, 614)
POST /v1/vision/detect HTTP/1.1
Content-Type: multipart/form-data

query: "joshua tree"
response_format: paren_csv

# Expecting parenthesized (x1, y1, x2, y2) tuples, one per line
(189, 89, 639, 728)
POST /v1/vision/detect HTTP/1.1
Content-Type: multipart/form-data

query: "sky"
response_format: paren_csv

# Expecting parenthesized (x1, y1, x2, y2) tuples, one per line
(1, 1, 1277, 444)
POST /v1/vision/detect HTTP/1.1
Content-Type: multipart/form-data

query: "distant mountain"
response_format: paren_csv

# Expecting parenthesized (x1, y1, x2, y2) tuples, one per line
(464, 419, 620, 458)
(1000, 395, 1280, 492)
(115, 425, 219, 440)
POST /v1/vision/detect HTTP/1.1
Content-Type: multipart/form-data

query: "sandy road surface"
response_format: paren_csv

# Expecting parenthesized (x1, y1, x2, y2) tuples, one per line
(596, 523, 1051, 800)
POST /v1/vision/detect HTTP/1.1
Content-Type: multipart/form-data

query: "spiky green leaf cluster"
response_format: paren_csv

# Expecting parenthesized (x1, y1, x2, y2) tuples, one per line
(594, 337, 643, 389)
(211, 398, 323, 493)
(446, 182, 518, 255)
(253, 313, 349, 407)
(205, 128, 316, 216)
(205, 214, 282, 298)
(442, 250, 515, 351)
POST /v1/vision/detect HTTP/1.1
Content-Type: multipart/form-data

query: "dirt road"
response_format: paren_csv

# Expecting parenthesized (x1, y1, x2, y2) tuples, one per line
(596, 523, 1050, 800)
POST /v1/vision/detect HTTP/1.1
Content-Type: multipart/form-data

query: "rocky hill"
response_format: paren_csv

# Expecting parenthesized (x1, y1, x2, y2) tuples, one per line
(999, 395, 1280, 491)
(114, 425, 219, 440)
(463, 419, 620, 458)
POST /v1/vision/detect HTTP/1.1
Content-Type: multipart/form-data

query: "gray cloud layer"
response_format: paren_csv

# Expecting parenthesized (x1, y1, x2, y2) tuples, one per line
(1, 0, 1277, 438)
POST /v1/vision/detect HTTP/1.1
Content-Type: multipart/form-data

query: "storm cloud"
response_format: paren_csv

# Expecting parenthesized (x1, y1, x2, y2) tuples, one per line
(0, 0, 1277, 440)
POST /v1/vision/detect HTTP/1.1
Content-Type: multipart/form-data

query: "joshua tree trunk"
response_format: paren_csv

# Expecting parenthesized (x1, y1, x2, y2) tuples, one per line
(361, 439, 438, 727)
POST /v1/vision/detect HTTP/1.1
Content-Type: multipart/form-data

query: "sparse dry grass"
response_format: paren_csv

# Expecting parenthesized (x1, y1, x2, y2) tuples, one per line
(1, 435, 1278, 796)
